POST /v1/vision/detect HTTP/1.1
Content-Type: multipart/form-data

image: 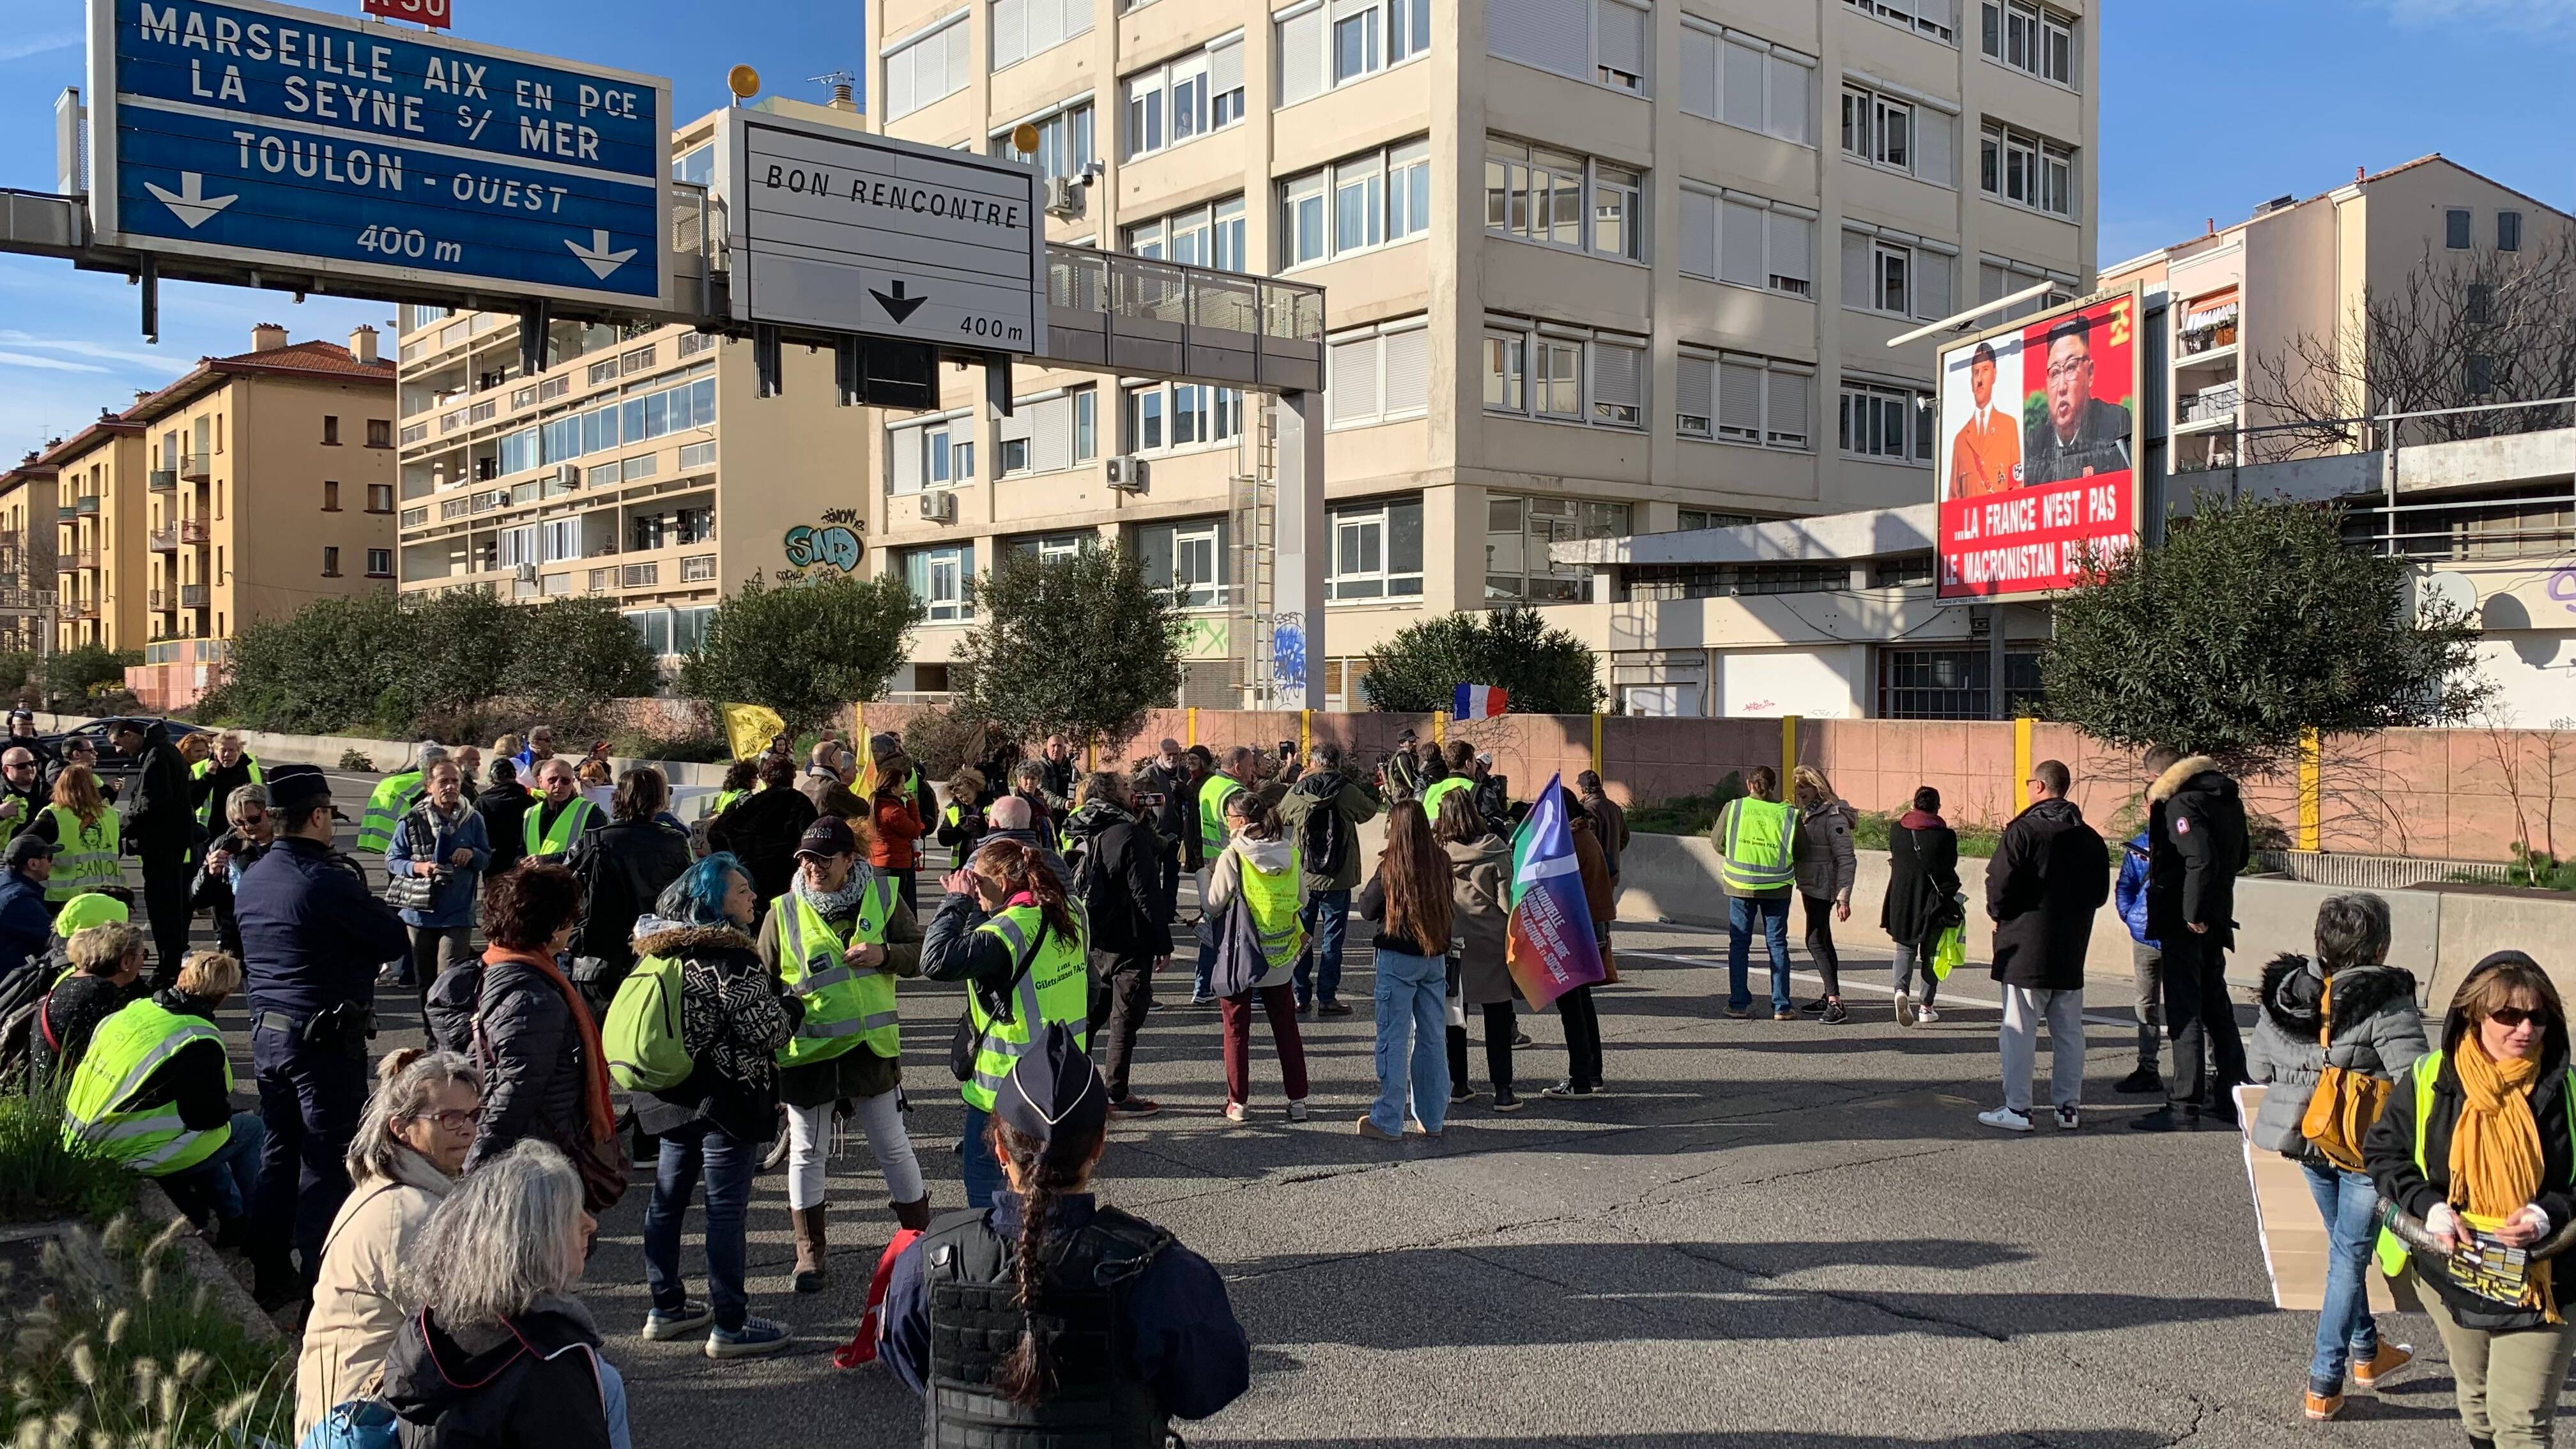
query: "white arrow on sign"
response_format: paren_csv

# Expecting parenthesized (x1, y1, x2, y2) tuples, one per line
(143, 172, 237, 230)
(565, 229, 638, 281)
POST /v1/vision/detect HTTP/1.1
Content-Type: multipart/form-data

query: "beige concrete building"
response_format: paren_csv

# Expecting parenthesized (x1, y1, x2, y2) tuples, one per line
(864, 0, 2097, 703)
(2101, 155, 2571, 476)
(392, 98, 878, 661)
(108, 325, 399, 709)
(45, 415, 149, 658)
(0, 452, 62, 655)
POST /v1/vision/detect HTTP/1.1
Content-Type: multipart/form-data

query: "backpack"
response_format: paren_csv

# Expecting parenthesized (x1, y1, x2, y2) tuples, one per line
(602, 953, 692, 1092)
(1297, 780, 1347, 880)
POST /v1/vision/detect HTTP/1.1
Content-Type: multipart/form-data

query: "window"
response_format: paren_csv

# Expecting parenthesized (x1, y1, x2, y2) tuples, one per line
(1979, 121, 2075, 217)
(1133, 518, 1229, 608)
(1978, 254, 2079, 320)
(673, 145, 713, 185)
(1880, 644, 2043, 719)
(990, 100, 1094, 182)
(1676, 23, 1813, 144)
(366, 419, 392, 447)
(1848, 0, 1956, 43)
(1483, 319, 1647, 431)
(1009, 531, 1093, 564)
(1485, 495, 1629, 604)
(1677, 186, 1815, 296)
(1278, 139, 1429, 268)
(995, 388, 1098, 475)
(365, 548, 392, 578)
(1979, 3, 2074, 86)
(2500, 210, 2524, 252)
(1327, 497, 1425, 600)
(321, 546, 341, 577)
(1676, 351, 1811, 449)
(901, 545, 976, 622)
(1278, 0, 1427, 105)
(2446, 208, 2473, 250)
(883, 12, 969, 121)
(1126, 380, 1242, 451)
(2468, 282, 2497, 325)
(321, 415, 341, 445)
(1483, 137, 1643, 261)
(889, 413, 977, 494)
(1843, 84, 1955, 184)
(1842, 227, 1954, 321)
(321, 480, 341, 511)
(1839, 379, 1936, 464)
(1326, 320, 1432, 429)
(990, 0, 1092, 70)
(1486, 0, 1652, 95)
(1125, 197, 1246, 272)
(367, 484, 394, 513)
(1675, 509, 1759, 531)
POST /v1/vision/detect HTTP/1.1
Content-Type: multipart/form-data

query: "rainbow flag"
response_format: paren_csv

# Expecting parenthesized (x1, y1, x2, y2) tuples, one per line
(1505, 774, 1605, 1011)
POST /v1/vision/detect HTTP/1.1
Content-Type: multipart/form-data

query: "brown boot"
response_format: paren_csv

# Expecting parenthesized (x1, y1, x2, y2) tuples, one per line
(891, 1195, 932, 1232)
(791, 1205, 827, 1294)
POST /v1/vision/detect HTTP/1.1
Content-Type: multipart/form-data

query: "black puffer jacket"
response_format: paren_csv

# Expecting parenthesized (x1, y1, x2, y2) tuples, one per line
(464, 953, 598, 1175)
(474, 779, 534, 878)
(1062, 802, 1164, 956)
(630, 922, 801, 1144)
(565, 820, 693, 988)
(380, 1296, 614, 1449)
(2145, 754, 2249, 949)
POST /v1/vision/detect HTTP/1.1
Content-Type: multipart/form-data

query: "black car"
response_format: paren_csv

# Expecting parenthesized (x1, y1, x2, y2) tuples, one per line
(36, 717, 208, 784)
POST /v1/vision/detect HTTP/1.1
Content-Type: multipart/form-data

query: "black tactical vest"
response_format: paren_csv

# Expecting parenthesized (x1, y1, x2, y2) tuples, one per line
(922, 1204, 1177, 1449)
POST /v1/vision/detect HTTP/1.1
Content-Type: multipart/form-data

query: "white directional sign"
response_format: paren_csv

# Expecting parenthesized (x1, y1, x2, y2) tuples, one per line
(721, 110, 1044, 354)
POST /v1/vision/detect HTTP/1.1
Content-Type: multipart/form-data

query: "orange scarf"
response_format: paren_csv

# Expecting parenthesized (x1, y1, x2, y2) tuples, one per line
(483, 946, 617, 1148)
(2451, 1036, 2556, 1319)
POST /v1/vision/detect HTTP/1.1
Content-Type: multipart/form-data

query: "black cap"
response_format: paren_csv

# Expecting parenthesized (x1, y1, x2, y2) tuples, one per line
(6, 707, 29, 721)
(269, 771, 332, 818)
(993, 1023, 1107, 1146)
(794, 816, 857, 859)
(7, 834, 60, 868)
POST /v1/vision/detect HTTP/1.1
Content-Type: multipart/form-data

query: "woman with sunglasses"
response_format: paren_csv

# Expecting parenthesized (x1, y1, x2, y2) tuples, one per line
(194, 783, 275, 959)
(2367, 951, 2576, 1449)
(295, 1047, 484, 1438)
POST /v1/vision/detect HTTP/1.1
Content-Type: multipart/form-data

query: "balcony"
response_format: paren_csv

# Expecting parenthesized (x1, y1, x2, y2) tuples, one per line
(71, 548, 96, 570)
(180, 519, 209, 545)
(54, 506, 73, 523)
(75, 495, 100, 516)
(150, 526, 178, 552)
(180, 452, 211, 483)
(148, 470, 177, 492)
(73, 599, 96, 619)
(180, 583, 208, 608)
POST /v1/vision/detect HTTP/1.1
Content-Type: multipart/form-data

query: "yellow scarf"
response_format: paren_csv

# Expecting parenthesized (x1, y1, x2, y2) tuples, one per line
(2451, 1037, 2556, 1319)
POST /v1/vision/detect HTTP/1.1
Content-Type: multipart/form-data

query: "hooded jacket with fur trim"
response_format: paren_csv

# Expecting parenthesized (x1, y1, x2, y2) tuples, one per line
(628, 920, 801, 1144)
(2243, 953, 2429, 1159)
(2144, 755, 2248, 947)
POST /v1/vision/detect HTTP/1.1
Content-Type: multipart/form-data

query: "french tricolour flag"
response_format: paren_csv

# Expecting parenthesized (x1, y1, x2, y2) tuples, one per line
(1453, 684, 1509, 719)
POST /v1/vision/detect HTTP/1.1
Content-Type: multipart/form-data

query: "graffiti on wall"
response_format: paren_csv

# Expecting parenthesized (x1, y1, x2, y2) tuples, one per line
(785, 509, 864, 572)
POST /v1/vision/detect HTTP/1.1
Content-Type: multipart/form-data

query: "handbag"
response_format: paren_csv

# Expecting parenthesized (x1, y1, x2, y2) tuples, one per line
(1930, 893, 1968, 981)
(949, 917, 1049, 1083)
(1204, 893, 1269, 1000)
(2299, 976, 2391, 1172)
(382, 812, 438, 911)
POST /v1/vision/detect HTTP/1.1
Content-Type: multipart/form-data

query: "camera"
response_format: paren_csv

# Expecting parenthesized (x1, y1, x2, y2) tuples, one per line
(1136, 792, 1167, 809)
(1277, 740, 1297, 757)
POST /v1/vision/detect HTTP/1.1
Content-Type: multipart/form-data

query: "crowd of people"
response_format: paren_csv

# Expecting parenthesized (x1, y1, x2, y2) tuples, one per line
(12, 709, 2573, 1449)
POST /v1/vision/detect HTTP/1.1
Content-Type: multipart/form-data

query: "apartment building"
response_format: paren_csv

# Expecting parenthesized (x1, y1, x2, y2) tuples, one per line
(392, 99, 878, 660)
(2102, 155, 2572, 477)
(0, 452, 61, 654)
(108, 324, 399, 709)
(864, 0, 2097, 703)
(44, 413, 149, 657)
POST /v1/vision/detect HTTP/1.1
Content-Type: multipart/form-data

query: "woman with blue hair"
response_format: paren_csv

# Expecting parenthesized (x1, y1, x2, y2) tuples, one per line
(629, 852, 806, 1360)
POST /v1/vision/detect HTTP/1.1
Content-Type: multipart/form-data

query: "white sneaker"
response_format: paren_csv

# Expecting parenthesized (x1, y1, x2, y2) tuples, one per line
(1222, 1101, 1248, 1123)
(1977, 1106, 2034, 1133)
(2055, 1105, 2081, 1131)
(1914, 1004, 1941, 1025)
(1894, 999, 1914, 1027)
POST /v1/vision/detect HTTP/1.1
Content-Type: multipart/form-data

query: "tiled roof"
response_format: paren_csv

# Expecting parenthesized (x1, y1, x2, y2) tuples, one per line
(125, 339, 394, 421)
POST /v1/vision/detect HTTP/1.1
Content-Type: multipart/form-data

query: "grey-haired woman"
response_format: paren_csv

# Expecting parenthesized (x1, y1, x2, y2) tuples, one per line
(294, 1048, 482, 1439)
(381, 1140, 624, 1449)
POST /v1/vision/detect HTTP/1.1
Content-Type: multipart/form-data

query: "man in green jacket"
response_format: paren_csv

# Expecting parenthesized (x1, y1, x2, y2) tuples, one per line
(1278, 742, 1383, 1017)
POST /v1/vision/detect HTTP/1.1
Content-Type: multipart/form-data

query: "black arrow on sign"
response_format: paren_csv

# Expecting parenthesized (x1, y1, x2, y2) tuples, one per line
(870, 280, 928, 324)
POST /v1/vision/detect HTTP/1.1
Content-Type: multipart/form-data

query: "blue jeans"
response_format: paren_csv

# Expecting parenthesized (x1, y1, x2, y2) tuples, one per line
(1727, 896, 1793, 1013)
(2302, 1162, 2383, 1392)
(1892, 944, 1940, 1006)
(1369, 947, 1451, 1136)
(598, 1355, 632, 1449)
(1294, 889, 1352, 1007)
(641, 1120, 757, 1332)
(961, 1105, 1003, 1209)
(162, 1112, 266, 1223)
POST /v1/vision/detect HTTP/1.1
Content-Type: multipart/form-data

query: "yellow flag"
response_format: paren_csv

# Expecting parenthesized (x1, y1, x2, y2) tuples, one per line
(721, 703, 786, 762)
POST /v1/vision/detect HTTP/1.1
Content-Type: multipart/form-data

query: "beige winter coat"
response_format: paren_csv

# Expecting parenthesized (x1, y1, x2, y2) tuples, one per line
(293, 1149, 457, 1437)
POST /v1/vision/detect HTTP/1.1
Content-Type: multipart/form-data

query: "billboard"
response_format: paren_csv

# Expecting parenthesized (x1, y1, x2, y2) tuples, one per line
(1935, 285, 2142, 599)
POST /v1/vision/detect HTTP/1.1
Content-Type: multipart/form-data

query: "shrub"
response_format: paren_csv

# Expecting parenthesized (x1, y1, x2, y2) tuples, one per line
(951, 545, 1184, 752)
(336, 749, 376, 772)
(0, 1085, 132, 1223)
(1361, 608, 1604, 715)
(680, 572, 923, 734)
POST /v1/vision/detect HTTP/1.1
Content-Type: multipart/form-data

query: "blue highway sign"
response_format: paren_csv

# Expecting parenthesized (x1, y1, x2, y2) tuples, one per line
(88, 0, 671, 309)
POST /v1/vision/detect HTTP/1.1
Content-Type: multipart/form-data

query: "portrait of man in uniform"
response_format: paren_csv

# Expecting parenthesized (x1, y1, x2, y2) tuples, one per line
(1947, 341, 2022, 500)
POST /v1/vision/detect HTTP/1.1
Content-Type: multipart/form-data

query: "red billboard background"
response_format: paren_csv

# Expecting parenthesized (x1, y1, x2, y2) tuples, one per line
(362, 0, 453, 29)
(1935, 289, 2139, 599)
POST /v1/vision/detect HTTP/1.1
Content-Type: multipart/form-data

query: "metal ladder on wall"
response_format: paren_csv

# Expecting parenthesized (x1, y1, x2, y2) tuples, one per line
(1229, 394, 1278, 708)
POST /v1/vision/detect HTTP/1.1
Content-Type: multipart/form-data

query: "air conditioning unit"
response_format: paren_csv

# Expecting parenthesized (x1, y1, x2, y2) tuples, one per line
(919, 489, 958, 524)
(1044, 174, 1086, 220)
(555, 463, 581, 487)
(1103, 456, 1149, 494)
(513, 562, 539, 583)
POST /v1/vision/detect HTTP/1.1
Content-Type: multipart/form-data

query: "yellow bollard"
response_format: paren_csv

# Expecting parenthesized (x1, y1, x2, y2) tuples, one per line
(1433, 710, 1448, 744)
(1781, 714, 1799, 786)
(2298, 727, 2322, 852)
(1186, 707, 1197, 747)
(1300, 709, 1312, 760)
(2013, 716, 2034, 801)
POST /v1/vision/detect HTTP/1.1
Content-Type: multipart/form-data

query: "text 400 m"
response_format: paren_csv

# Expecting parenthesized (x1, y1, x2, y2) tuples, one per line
(959, 316, 1024, 342)
(356, 225, 462, 263)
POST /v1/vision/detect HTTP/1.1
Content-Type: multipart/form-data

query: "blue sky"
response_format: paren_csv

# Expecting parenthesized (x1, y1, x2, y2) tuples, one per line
(0, 0, 2567, 454)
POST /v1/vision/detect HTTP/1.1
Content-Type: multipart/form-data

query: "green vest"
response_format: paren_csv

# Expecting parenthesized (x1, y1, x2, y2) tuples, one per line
(2373, 1050, 2576, 1278)
(962, 903, 1090, 1112)
(1198, 775, 1245, 856)
(769, 881, 903, 1068)
(191, 755, 264, 827)
(357, 771, 424, 855)
(61, 999, 232, 1176)
(45, 806, 120, 903)
(1717, 797, 1796, 895)
(522, 797, 600, 861)
(1234, 842, 1306, 975)
(1419, 776, 1474, 824)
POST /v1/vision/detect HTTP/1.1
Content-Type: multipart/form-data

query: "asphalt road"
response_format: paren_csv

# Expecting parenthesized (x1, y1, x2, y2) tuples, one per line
(160, 778, 2513, 1448)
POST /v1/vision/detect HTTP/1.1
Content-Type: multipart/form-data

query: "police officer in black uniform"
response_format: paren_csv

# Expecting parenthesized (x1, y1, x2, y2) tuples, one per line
(881, 1023, 1250, 1444)
(234, 770, 410, 1308)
